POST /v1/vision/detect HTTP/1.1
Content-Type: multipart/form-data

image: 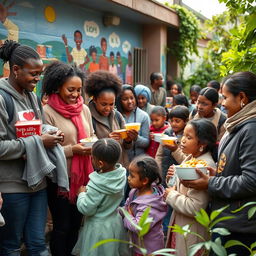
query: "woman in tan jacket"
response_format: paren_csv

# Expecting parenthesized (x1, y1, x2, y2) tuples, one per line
(42, 61, 94, 256)
(85, 70, 137, 168)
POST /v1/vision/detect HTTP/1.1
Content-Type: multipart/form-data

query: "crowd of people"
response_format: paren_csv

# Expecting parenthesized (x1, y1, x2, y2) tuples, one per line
(0, 40, 256, 256)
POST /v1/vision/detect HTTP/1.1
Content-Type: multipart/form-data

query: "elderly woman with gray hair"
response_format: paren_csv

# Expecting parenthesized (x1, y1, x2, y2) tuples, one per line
(134, 84, 154, 115)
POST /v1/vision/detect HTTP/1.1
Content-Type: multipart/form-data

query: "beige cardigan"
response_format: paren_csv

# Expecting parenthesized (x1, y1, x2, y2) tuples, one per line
(43, 104, 94, 175)
(166, 152, 216, 256)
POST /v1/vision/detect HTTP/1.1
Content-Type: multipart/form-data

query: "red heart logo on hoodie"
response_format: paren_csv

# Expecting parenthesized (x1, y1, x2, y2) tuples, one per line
(23, 112, 35, 120)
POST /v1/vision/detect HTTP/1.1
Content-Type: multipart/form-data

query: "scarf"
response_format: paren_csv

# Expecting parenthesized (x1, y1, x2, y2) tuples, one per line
(48, 94, 93, 203)
(224, 100, 256, 133)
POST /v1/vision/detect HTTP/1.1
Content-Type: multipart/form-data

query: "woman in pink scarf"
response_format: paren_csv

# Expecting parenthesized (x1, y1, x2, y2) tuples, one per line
(42, 61, 94, 256)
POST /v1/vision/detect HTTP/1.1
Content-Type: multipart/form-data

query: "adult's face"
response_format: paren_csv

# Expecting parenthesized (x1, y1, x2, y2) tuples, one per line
(171, 84, 179, 96)
(155, 75, 163, 87)
(59, 76, 82, 105)
(221, 84, 243, 118)
(196, 95, 216, 118)
(13, 58, 43, 93)
(121, 89, 136, 113)
(94, 91, 115, 117)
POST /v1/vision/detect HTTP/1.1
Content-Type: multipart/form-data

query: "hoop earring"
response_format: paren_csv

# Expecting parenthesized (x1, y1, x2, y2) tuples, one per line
(241, 101, 245, 108)
(199, 146, 204, 152)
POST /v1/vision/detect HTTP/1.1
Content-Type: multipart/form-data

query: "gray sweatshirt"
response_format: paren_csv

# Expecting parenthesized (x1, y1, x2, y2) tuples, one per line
(0, 78, 46, 193)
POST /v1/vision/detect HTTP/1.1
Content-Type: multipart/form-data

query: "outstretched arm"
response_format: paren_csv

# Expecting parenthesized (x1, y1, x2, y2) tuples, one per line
(62, 34, 73, 63)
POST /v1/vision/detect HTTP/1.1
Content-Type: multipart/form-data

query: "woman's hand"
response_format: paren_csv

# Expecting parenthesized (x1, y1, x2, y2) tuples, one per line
(181, 168, 210, 190)
(166, 165, 175, 183)
(77, 185, 87, 195)
(72, 144, 92, 155)
(126, 129, 138, 142)
(41, 133, 63, 148)
(109, 131, 121, 141)
(207, 166, 217, 176)
(163, 140, 178, 152)
(0, 192, 3, 210)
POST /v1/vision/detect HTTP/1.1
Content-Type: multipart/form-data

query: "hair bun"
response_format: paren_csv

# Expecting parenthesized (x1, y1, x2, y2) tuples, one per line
(0, 40, 20, 62)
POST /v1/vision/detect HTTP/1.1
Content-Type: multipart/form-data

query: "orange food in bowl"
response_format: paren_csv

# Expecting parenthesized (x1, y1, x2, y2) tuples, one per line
(125, 123, 141, 132)
(161, 136, 176, 146)
(114, 129, 128, 139)
(180, 158, 207, 168)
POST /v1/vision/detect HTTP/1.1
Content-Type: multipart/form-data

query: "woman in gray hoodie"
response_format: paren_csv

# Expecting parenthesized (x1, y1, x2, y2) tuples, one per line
(0, 40, 62, 256)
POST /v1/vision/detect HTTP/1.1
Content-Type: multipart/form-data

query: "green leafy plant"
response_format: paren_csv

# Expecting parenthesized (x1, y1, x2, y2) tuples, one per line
(164, 3, 202, 79)
(92, 207, 175, 255)
(171, 203, 256, 255)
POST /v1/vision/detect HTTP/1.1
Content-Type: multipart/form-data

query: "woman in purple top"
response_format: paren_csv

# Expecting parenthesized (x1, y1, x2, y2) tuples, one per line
(122, 155, 167, 255)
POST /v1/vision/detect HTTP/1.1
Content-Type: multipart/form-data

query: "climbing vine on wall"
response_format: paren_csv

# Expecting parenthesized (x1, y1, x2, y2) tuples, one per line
(165, 3, 202, 78)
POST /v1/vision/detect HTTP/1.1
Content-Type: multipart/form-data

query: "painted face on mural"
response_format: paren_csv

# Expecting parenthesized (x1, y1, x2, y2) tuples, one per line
(110, 54, 115, 64)
(58, 76, 82, 105)
(74, 31, 83, 50)
(101, 41, 107, 55)
(94, 91, 115, 117)
(14, 58, 43, 93)
(91, 51, 97, 62)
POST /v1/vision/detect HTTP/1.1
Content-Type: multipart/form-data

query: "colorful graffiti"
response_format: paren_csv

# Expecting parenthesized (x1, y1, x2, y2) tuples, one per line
(0, 0, 143, 93)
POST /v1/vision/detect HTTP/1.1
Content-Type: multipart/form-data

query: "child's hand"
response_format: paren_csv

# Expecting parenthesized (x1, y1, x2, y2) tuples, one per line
(163, 187, 176, 200)
(128, 205, 133, 216)
(149, 132, 154, 140)
(77, 186, 87, 195)
(166, 165, 175, 183)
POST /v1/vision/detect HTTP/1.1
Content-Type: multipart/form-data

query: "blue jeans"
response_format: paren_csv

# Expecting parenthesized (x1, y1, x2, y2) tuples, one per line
(0, 189, 48, 256)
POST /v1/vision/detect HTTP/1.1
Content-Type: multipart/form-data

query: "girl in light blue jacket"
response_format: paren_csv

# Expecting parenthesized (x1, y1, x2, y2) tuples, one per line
(72, 138, 129, 256)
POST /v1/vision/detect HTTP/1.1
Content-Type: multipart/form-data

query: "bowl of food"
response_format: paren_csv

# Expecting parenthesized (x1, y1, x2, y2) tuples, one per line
(175, 159, 208, 180)
(153, 133, 168, 143)
(113, 129, 128, 139)
(125, 123, 141, 132)
(160, 136, 177, 146)
(80, 136, 98, 147)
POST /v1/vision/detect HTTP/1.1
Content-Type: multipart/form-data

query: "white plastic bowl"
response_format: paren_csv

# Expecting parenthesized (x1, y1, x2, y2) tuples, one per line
(175, 166, 207, 180)
(80, 137, 98, 147)
(153, 133, 167, 143)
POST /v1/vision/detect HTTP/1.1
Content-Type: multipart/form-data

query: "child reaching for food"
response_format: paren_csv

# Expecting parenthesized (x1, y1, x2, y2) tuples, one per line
(122, 155, 167, 256)
(146, 106, 169, 158)
(72, 138, 129, 256)
(164, 119, 217, 256)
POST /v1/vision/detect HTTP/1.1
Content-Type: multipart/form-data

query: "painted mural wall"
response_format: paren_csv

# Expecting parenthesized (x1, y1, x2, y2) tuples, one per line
(0, 0, 143, 92)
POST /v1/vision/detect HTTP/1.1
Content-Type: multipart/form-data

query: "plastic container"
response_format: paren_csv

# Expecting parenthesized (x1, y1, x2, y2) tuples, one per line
(161, 136, 177, 146)
(15, 120, 42, 138)
(113, 129, 128, 139)
(175, 166, 207, 180)
(125, 123, 141, 132)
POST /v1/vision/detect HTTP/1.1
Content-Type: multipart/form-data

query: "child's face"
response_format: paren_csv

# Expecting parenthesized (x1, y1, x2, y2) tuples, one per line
(41, 95, 48, 106)
(74, 32, 82, 48)
(197, 95, 216, 118)
(150, 113, 166, 130)
(91, 52, 97, 62)
(170, 117, 186, 134)
(128, 163, 144, 189)
(110, 55, 114, 63)
(137, 95, 147, 109)
(117, 55, 121, 63)
(180, 124, 203, 157)
(190, 91, 199, 104)
(101, 41, 107, 54)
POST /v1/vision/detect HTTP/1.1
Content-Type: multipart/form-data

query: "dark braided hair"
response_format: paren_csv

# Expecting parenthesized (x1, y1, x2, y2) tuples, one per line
(131, 155, 162, 185)
(92, 138, 121, 165)
(0, 40, 40, 68)
(42, 61, 85, 95)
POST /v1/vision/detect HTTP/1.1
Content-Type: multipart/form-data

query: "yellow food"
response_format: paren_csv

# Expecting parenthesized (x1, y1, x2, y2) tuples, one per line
(180, 158, 207, 168)
(81, 137, 98, 142)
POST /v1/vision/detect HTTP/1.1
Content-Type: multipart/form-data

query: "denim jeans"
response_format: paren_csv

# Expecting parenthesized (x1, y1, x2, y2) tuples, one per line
(0, 189, 48, 256)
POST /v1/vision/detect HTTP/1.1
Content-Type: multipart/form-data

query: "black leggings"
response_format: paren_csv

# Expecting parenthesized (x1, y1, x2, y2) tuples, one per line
(47, 180, 83, 256)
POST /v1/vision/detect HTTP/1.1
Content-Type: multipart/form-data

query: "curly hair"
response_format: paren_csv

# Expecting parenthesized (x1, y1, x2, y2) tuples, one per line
(85, 70, 122, 98)
(42, 61, 86, 95)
